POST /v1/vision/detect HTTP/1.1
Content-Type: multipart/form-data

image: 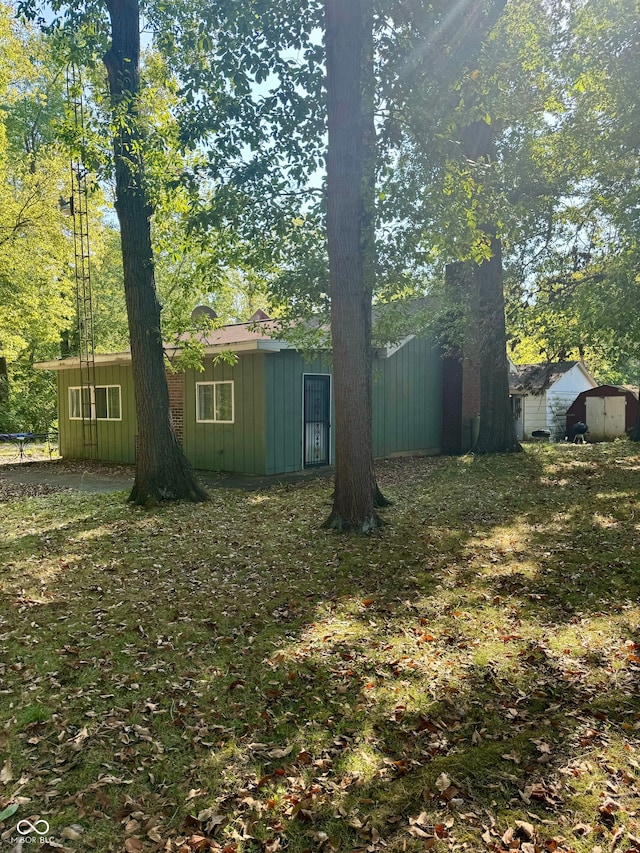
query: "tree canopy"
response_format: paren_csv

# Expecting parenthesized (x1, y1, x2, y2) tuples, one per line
(3, 0, 640, 462)
(0, 7, 74, 430)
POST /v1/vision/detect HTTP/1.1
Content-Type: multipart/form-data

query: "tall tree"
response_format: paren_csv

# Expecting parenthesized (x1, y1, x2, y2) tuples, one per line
(377, 0, 577, 452)
(0, 6, 75, 432)
(102, 0, 207, 504)
(17, 0, 209, 501)
(459, 120, 521, 453)
(322, 0, 384, 532)
(506, 0, 640, 387)
(157, 0, 388, 528)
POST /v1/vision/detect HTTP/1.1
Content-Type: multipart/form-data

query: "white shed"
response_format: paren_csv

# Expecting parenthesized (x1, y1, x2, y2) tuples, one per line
(509, 361, 598, 440)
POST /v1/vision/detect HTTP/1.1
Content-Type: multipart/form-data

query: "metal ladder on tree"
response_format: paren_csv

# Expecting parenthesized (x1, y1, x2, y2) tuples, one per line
(67, 65, 97, 459)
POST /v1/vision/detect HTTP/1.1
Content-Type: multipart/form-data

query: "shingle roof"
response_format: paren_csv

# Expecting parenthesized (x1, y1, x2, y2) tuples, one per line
(509, 361, 578, 394)
(181, 319, 281, 347)
(35, 299, 436, 371)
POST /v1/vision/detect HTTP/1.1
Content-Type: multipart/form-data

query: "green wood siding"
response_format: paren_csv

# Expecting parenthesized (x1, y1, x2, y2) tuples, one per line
(372, 336, 442, 458)
(57, 365, 137, 463)
(264, 351, 333, 475)
(182, 354, 266, 475)
(53, 332, 441, 473)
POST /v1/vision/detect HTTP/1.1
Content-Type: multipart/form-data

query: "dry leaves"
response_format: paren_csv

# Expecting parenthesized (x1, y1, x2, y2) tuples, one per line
(1, 448, 640, 852)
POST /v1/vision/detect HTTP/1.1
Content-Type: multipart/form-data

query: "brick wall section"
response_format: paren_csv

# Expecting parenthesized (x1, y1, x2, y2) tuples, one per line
(165, 371, 184, 444)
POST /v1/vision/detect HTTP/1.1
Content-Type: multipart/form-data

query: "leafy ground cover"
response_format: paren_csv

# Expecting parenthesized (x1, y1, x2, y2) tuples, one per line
(0, 442, 639, 853)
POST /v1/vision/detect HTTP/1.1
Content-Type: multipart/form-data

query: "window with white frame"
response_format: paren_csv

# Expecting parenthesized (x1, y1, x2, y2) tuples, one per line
(95, 385, 121, 420)
(69, 385, 122, 421)
(196, 381, 234, 423)
(69, 386, 92, 420)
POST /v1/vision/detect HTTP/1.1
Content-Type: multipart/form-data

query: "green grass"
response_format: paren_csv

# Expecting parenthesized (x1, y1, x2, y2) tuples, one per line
(0, 440, 58, 462)
(1, 442, 639, 853)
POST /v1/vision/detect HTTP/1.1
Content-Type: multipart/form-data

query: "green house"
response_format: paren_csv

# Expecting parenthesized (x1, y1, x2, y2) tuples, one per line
(36, 318, 442, 475)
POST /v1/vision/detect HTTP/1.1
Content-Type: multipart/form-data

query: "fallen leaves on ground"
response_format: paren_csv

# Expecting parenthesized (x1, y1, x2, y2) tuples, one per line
(0, 445, 639, 852)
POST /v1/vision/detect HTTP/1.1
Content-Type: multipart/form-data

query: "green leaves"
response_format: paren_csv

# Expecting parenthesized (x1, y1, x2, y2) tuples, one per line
(507, 0, 640, 380)
(0, 802, 19, 822)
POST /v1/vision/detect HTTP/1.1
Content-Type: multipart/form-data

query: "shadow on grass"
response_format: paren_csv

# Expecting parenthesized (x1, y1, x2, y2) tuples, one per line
(0, 444, 639, 852)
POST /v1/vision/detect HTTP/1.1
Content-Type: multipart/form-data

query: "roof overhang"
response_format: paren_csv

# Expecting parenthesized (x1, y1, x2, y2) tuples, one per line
(34, 338, 295, 371)
(35, 351, 133, 371)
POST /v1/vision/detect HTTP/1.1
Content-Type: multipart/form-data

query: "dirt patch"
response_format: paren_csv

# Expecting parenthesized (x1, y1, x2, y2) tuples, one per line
(0, 457, 134, 476)
(0, 458, 135, 497)
(0, 457, 336, 496)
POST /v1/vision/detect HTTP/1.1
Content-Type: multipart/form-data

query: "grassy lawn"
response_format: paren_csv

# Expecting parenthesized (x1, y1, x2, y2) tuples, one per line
(0, 441, 59, 464)
(1, 442, 639, 853)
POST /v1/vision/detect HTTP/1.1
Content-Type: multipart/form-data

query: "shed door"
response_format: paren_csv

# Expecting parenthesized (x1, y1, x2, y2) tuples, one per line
(304, 375, 330, 467)
(511, 395, 524, 440)
(586, 395, 626, 440)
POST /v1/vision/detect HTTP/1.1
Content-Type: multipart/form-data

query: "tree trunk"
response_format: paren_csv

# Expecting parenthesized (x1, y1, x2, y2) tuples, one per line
(0, 356, 8, 407)
(473, 233, 522, 452)
(103, 0, 208, 505)
(323, 0, 382, 532)
(461, 120, 521, 454)
(361, 0, 391, 511)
